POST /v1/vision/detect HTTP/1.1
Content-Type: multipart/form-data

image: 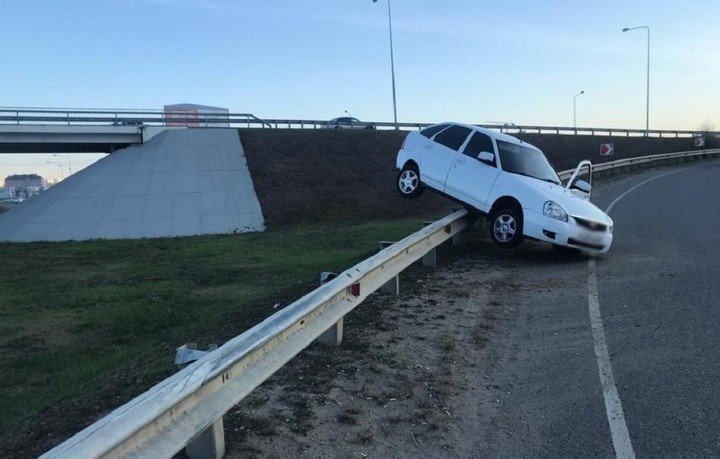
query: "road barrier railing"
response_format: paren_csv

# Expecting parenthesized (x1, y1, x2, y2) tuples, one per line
(557, 148, 720, 180)
(1, 107, 714, 138)
(41, 210, 470, 459)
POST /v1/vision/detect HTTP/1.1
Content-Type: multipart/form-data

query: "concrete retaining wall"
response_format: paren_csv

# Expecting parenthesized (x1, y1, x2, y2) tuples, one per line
(0, 129, 265, 242)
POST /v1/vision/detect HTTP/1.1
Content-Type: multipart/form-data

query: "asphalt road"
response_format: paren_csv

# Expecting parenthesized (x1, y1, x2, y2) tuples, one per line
(592, 161, 720, 456)
(480, 161, 720, 457)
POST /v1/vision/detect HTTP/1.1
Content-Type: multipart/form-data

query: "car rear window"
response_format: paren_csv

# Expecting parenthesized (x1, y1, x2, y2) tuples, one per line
(434, 125, 472, 151)
(420, 124, 449, 139)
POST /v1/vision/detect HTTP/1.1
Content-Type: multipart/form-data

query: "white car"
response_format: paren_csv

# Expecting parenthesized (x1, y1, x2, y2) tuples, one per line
(396, 122, 613, 254)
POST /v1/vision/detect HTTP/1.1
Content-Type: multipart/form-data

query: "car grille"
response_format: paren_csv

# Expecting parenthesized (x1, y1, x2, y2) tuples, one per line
(573, 216, 608, 232)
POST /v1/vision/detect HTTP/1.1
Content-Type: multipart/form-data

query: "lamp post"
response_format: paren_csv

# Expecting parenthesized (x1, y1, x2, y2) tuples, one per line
(373, 0, 398, 130)
(53, 154, 73, 175)
(573, 90, 584, 130)
(622, 25, 650, 136)
(46, 161, 65, 180)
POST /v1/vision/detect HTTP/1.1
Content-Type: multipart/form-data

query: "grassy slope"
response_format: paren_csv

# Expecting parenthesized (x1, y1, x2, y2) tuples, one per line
(0, 219, 420, 444)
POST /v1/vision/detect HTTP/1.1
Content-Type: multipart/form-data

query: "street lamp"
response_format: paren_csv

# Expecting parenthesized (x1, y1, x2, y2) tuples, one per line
(373, 0, 398, 130)
(573, 90, 585, 130)
(46, 160, 65, 180)
(622, 25, 650, 136)
(53, 154, 73, 175)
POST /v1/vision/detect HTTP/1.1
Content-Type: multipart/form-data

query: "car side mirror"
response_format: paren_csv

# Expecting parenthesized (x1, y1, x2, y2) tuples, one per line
(478, 151, 495, 164)
(572, 179, 591, 194)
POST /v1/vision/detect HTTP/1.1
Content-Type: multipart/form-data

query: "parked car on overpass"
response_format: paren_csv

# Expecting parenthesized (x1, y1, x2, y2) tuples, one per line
(112, 119, 144, 127)
(395, 122, 613, 255)
(325, 117, 376, 130)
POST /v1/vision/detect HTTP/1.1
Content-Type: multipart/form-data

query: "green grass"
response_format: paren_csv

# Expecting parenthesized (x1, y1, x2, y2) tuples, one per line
(0, 218, 421, 430)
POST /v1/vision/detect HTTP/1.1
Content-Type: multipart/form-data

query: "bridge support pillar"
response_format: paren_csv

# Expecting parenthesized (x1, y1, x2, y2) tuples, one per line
(186, 418, 225, 459)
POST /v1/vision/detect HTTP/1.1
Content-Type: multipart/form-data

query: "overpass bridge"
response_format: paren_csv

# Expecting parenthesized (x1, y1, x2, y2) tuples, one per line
(0, 106, 710, 154)
(0, 125, 142, 153)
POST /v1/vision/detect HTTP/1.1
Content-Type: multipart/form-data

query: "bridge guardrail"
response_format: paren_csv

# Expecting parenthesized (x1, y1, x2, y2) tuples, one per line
(1, 107, 715, 138)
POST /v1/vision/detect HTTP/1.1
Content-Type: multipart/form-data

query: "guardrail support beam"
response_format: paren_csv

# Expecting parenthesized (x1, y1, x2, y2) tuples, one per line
(421, 222, 437, 267)
(318, 317, 344, 347)
(452, 229, 465, 246)
(379, 241, 400, 294)
(186, 418, 225, 459)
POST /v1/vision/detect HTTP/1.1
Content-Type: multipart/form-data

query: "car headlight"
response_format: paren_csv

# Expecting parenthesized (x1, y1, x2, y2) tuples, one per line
(543, 201, 568, 222)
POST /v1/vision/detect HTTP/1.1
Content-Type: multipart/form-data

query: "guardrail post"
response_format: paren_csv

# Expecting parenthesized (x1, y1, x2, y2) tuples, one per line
(185, 418, 225, 459)
(379, 241, 400, 295)
(421, 221, 437, 268)
(317, 272, 343, 346)
(452, 229, 466, 246)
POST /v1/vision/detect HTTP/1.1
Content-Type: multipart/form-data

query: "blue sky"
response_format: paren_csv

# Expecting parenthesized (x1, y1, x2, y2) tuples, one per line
(1, 0, 718, 182)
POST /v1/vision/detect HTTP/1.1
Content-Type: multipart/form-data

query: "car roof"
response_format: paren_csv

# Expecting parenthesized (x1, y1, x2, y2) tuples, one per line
(428, 122, 540, 151)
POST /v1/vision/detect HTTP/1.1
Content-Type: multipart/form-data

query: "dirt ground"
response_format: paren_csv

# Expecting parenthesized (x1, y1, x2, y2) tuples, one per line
(220, 226, 589, 458)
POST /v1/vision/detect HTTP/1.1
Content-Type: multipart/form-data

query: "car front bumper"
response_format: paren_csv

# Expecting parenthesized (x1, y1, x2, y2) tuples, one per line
(523, 209, 613, 255)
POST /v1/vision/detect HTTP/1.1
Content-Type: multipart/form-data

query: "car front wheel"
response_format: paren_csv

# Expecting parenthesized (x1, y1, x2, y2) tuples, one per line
(397, 165, 423, 199)
(489, 207, 524, 248)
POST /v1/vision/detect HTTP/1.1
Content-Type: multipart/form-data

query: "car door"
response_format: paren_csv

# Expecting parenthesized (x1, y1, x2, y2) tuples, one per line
(444, 131, 501, 212)
(421, 124, 473, 191)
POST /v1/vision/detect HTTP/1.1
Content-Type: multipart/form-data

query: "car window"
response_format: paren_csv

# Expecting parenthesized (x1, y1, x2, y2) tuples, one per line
(462, 132, 496, 166)
(433, 125, 472, 151)
(420, 124, 450, 139)
(496, 140, 561, 184)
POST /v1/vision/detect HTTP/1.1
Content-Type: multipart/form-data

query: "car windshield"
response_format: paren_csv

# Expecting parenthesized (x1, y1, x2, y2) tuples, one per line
(496, 140, 561, 185)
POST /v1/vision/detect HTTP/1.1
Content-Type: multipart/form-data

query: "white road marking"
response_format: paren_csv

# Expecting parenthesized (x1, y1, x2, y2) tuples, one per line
(588, 168, 687, 458)
(588, 260, 635, 458)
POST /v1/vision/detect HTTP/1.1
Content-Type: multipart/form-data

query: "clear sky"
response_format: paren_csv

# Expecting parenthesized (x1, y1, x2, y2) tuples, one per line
(1, 0, 718, 183)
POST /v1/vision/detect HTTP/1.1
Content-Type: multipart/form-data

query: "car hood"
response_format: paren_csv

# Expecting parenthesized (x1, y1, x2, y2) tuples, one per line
(516, 175, 613, 225)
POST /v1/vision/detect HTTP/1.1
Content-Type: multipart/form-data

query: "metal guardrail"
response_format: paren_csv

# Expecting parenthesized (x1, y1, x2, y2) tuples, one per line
(557, 148, 720, 180)
(41, 210, 470, 459)
(1, 107, 715, 138)
(39, 147, 720, 458)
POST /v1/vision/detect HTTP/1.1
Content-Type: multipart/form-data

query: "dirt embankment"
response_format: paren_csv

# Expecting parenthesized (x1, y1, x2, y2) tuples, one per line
(240, 129, 455, 227)
(240, 129, 705, 226)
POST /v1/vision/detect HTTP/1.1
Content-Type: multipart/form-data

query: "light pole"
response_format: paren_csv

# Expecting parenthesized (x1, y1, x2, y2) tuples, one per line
(573, 90, 584, 130)
(53, 154, 73, 175)
(622, 25, 650, 136)
(373, 0, 398, 130)
(46, 161, 65, 180)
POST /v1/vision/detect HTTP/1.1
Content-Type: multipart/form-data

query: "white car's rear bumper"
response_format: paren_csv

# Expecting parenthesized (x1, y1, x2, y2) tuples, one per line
(523, 209, 613, 255)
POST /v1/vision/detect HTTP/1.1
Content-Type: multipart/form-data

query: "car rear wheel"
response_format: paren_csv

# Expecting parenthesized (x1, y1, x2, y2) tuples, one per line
(397, 165, 423, 199)
(489, 207, 524, 249)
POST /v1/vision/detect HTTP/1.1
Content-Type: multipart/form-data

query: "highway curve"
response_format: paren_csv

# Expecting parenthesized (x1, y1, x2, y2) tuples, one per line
(224, 160, 720, 457)
(590, 161, 720, 456)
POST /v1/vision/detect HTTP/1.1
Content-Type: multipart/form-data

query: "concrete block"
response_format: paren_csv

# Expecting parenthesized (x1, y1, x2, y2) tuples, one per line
(185, 418, 225, 459)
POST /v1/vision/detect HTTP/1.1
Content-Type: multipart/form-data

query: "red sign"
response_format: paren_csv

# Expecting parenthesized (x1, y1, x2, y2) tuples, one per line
(600, 143, 615, 156)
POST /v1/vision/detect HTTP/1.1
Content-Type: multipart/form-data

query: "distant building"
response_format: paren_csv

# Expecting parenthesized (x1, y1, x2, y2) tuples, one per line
(4, 174, 46, 201)
(163, 103, 230, 128)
